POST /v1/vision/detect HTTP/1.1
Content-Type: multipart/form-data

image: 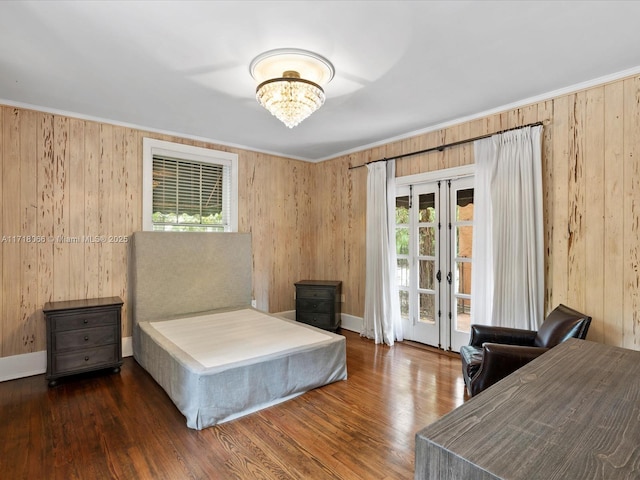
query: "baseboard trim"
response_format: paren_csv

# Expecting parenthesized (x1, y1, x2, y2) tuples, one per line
(0, 350, 46, 382)
(274, 310, 363, 334)
(122, 336, 133, 358)
(340, 313, 363, 333)
(0, 337, 134, 383)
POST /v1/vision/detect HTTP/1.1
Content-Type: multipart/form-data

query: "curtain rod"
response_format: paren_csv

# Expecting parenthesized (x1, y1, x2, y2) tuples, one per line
(348, 121, 545, 170)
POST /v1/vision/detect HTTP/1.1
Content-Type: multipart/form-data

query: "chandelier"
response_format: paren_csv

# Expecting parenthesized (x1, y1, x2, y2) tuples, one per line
(250, 49, 335, 128)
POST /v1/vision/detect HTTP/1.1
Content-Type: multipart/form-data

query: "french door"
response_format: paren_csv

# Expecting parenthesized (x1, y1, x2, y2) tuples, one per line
(395, 175, 474, 352)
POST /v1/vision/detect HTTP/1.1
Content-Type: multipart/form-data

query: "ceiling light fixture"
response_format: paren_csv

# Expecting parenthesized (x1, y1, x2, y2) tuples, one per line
(250, 48, 335, 128)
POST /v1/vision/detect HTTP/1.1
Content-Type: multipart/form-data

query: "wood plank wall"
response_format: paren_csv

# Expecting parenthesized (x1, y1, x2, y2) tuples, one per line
(1, 72, 639, 359)
(0, 109, 313, 358)
(312, 74, 640, 351)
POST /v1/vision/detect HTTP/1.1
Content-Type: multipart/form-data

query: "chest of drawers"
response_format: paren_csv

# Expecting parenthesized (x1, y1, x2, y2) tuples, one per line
(43, 296, 123, 387)
(295, 280, 341, 332)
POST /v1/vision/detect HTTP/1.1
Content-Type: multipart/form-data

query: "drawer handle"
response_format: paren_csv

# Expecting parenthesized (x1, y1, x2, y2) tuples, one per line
(83, 319, 89, 324)
(84, 356, 90, 361)
(84, 335, 89, 341)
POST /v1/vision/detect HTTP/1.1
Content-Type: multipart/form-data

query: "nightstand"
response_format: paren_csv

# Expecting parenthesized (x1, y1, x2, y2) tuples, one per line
(295, 280, 341, 332)
(43, 296, 123, 387)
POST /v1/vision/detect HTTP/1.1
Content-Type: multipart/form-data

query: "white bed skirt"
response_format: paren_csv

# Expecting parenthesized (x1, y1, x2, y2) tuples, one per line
(134, 308, 347, 429)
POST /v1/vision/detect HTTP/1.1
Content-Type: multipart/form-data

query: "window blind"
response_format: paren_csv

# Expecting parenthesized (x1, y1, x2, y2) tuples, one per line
(152, 155, 230, 230)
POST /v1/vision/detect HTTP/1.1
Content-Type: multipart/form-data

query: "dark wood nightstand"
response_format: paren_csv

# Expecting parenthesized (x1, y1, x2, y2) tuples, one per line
(43, 296, 123, 387)
(295, 280, 341, 332)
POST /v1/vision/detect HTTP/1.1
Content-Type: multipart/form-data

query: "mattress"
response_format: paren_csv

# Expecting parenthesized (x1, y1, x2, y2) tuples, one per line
(135, 307, 347, 429)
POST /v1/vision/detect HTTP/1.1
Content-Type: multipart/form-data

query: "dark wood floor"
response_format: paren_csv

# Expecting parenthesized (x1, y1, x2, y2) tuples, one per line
(0, 330, 465, 479)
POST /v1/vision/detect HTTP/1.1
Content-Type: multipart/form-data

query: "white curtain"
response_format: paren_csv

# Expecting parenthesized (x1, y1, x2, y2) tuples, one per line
(362, 160, 403, 345)
(471, 126, 544, 329)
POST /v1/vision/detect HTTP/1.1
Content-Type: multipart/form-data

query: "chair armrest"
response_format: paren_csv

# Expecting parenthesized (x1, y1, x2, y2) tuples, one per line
(469, 324, 538, 348)
(469, 344, 549, 396)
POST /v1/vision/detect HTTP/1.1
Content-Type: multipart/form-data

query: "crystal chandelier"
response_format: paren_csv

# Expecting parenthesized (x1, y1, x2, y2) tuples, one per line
(250, 49, 334, 128)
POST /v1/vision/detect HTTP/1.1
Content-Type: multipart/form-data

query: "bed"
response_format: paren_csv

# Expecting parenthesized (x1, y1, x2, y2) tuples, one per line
(128, 231, 347, 430)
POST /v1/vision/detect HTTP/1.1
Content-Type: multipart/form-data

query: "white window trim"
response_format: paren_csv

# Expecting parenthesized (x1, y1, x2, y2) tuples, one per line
(142, 138, 239, 232)
(395, 164, 475, 187)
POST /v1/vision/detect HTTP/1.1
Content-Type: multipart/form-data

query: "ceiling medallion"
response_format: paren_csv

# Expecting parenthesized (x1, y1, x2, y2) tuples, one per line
(250, 48, 335, 128)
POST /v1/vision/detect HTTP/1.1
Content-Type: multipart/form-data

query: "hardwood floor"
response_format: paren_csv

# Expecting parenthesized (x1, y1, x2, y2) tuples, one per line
(0, 330, 465, 479)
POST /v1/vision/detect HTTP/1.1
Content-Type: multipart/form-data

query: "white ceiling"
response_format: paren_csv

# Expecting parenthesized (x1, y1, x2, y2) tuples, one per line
(2, 1, 640, 162)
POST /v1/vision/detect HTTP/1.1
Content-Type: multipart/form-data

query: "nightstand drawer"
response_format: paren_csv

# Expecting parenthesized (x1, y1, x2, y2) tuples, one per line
(52, 310, 117, 332)
(296, 298, 332, 313)
(55, 325, 118, 351)
(296, 287, 335, 300)
(296, 312, 333, 330)
(53, 345, 119, 374)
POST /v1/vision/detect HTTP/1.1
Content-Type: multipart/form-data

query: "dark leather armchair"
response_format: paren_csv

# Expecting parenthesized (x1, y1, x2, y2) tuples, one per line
(460, 304, 591, 397)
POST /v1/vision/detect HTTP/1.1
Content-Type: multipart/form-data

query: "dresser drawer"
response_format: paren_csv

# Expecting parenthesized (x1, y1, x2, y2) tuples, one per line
(296, 287, 335, 300)
(296, 298, 333, 313)
(52, 345, 119, 374)
(52, 310, 118, 332)
(296, 312, 333, 330)
(54, 325, 118, 351)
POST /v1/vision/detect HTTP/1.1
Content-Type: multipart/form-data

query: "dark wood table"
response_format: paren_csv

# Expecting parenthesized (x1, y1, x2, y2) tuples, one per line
(415, 338, 640, 480)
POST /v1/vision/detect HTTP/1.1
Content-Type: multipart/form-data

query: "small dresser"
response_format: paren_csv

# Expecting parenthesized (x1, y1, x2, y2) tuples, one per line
(295, 280, 341, 332)
(44, 296, 123, 387)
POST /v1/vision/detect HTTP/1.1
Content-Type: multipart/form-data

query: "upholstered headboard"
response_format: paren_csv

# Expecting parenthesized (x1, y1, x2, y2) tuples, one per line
(129, 232, 252, 325)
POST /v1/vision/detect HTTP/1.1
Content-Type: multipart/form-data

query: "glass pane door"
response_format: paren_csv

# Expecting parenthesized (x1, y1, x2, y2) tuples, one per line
(395, 184, 441, 347)
(395, 194, 410, 322)
(449, 177, 474, 351)
(395, 175, 474, 352)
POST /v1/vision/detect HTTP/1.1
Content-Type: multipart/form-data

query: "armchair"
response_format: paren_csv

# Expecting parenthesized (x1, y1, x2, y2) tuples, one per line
(460, 304, 591, 397)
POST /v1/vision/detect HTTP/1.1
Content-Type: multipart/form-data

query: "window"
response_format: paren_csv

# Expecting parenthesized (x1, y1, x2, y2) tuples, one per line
(142, 138, 238, 232)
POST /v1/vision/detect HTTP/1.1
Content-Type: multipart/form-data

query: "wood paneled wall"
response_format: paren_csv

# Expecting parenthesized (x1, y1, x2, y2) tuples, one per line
(0, 108, 313, 358)
(2, 73, 639, 359)
(312, 74, 640, 351)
